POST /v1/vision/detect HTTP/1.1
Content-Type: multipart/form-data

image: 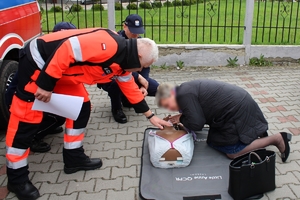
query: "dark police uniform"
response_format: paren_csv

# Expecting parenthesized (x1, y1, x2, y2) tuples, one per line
(97, 30, 159, 123)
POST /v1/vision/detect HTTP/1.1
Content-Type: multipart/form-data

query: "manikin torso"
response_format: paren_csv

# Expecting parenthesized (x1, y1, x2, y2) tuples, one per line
(156, 126, 187, 161)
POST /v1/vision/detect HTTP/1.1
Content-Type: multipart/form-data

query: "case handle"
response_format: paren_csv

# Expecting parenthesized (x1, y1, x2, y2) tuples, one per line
(248, 152, 263, 164)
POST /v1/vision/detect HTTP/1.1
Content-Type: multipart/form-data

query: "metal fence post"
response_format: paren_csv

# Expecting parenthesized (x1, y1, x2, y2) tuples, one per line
(107, 0, 115, 31)
(243, 0, 254, 64)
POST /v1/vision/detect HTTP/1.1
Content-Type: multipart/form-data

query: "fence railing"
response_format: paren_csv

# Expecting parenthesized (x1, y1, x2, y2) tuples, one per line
(40, 0, 300, 45)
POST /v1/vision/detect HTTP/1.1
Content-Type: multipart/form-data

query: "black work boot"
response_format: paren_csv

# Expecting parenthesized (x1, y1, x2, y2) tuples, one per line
(30, 139, 51, 153)
(112, 109, 127, 124)
(7, 181, 40, 200)
(64, 157, 103, 174)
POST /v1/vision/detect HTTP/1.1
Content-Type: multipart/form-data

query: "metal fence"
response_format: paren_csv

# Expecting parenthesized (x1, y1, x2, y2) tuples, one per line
(40, 0, 300, 45)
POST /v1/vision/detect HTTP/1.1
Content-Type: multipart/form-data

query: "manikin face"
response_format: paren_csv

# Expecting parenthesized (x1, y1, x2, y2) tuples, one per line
(123, 24, 140, 39)
(160, 93, 179, 111)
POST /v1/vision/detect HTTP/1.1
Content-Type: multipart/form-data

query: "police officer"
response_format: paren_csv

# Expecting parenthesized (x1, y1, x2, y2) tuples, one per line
(6, 28, 170, 200)
(5, 22, 77, 153)
(98, 14, 159, 124)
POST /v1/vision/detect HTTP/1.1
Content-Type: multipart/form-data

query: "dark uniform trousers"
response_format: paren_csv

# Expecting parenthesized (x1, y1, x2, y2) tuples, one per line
(99, 78, 158, 110)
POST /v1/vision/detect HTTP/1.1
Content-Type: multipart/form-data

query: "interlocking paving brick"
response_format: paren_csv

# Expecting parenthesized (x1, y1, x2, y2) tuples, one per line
(83, 143, 105, 151)
(32, 171, 60, 184)
(0, 156, 6, 165)
(91, 149, 114, 159)
(111, 166, 136, 178)
(240, 77, 255, 81)
(85, 167, 111, 181)
(267, 106, 287, 112)
(83, 135, 96, 144)
(0, 165, 6, 176)
(123, 177, 139, 190)
(95, 177, 122, 191)
(118, 121, 138, 128)
(259, 97, 277, 103)
(0, 186, 8, 200)
(37, 194, 50, 200)
(49, 192, 78, 200)
(42, 153, 62, 163)
(277, 115, 299, 123)
(107, 188, 135, 200)
(114, 148, 137, 158)
(66, 179, 95, 194)
(57, 170, 85, 183)
(288, 128, 300, 136)
(276, 172, 300, 187)
(126, 141, 143, 149)
(245, 83, 261, 88)
(103, 141, 126, 150)
(102, 157, 125, 168)
(266, 185, 297, 199)
(29, 162, 51, 172)
(78, 191, 107, 200)
(116, 133, 137, 142)
(95, 135, 116, 143)
(289, 184, 300, 198)
(252, 90, 268, 95)
(28, 153, 45, 164)
(125, 157, 141, 168)
(276, 161, 300, 174)
(39, 181, 68, 195)
(0, 174, 6, 186)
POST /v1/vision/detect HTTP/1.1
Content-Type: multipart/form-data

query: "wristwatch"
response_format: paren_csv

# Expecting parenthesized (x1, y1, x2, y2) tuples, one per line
(147, 113, 155, 120)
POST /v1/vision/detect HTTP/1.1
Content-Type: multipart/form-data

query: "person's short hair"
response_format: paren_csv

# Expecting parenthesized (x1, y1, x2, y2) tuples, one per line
(53, 22, 77, 32)
(137, 38, 159, 65)
(155, 83, 173, 107)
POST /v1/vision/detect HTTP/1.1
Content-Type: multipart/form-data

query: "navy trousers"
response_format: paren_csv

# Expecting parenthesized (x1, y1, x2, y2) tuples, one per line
(98, 78, 159, 110)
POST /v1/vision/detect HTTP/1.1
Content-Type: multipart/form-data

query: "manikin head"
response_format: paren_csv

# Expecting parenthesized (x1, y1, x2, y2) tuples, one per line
(124, 38, 159, 72)
(156, 83, 179, 111)
(123, 14, 145, 39)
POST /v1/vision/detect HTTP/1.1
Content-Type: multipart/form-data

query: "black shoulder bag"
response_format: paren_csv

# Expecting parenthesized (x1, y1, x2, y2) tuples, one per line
(228, 149, 276, 200)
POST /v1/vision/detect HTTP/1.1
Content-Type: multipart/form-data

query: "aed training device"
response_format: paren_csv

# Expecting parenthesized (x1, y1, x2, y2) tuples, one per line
(140, 128, 232, 200)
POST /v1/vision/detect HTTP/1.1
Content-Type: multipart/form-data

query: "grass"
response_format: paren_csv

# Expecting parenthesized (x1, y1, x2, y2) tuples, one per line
(42, 0, 300, 44)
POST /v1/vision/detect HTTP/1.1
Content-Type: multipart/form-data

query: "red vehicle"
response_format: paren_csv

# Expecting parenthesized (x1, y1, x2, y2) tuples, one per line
(0, 0, 41, 129)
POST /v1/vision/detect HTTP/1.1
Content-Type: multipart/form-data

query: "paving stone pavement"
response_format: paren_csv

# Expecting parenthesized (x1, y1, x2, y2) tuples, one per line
(0, 67, 300, 200)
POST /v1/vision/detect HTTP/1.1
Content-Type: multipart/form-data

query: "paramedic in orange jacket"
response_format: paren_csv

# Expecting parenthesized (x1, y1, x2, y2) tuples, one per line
(6, 28, 170, 200)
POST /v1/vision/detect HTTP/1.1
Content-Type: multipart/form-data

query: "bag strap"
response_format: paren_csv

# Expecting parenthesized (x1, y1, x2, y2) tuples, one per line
(248, 152, 263, 164)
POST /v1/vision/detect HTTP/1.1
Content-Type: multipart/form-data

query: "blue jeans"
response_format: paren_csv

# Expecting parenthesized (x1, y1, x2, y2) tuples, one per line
(208, 141, 248, 155)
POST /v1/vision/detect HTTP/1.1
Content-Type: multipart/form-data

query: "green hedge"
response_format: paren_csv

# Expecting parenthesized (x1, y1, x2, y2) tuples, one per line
(163, 1, 173, 7)
(139, 2, 152, 9)
(152, 2, 163, 8)
(50, 6, 62, 12)
(115, 2, 123, 10)
(71, 4, 82, 12)
(91, 4, 104, 11)
(127, 3, 138, 10)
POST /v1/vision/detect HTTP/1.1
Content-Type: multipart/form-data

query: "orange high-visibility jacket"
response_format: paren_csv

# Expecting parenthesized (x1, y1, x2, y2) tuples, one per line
(24, 28, 149, 113)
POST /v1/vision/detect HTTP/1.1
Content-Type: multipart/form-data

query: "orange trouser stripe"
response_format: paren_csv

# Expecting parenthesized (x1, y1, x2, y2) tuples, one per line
(64, 133, 84, 143)
(6, 149, 30, 162)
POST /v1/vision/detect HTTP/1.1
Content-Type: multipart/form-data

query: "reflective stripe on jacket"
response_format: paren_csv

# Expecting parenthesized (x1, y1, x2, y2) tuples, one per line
(23, 28, 149, 113)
